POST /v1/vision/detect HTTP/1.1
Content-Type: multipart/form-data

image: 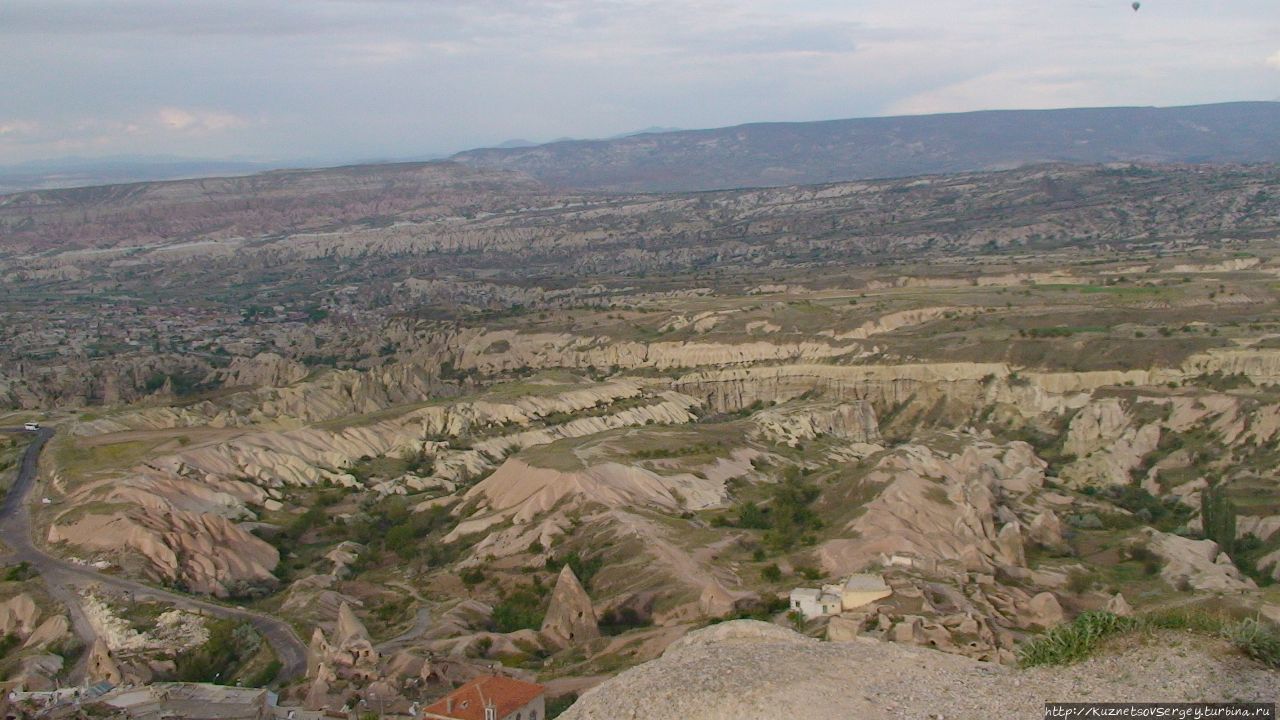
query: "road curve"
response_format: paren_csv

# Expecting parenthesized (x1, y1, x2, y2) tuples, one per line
(0, 428, 308, 683)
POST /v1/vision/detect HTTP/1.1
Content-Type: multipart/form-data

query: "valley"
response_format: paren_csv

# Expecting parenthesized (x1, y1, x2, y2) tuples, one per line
(1, 158, 1279, 716)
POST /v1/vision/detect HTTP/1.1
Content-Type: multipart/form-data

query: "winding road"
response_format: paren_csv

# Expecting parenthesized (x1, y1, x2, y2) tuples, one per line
(0, 427, 308, 684)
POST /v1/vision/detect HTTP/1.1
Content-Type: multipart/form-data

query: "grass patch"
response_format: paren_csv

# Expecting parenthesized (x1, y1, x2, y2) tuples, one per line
(1019, 611, 1139, 666)
(51, 437, 166, 481)
(1020, 608, 1280, 668)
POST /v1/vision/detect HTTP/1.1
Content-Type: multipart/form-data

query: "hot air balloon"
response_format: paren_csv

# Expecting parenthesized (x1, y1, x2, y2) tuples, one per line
(1132, 1, 1141, 10)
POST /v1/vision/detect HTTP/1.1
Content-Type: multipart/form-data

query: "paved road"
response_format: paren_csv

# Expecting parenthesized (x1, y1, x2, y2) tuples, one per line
(376, 608, 432, 653)
(0, 428, 308, 684)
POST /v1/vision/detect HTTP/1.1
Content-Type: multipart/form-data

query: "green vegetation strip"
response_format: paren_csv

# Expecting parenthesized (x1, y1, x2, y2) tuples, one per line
(1019, 609, 1280, 668)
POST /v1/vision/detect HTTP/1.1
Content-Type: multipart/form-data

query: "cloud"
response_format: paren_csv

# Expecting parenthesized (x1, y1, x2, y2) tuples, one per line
(1268, 50, 1280, 69)
(332, 40, 421, 66)
(156, 108, 247, 133)
(0, 120, 39, 136)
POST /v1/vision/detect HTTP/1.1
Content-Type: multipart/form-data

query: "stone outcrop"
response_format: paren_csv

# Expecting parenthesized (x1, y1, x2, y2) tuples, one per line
(13, 655, 64, 691)
(1141, 529, 1256, 592)
(0, 594, 40, 638)
(304, 603, 386, 710)
(1106, 593, 1133, 617)
(211, 352, 308, 389)
(1182, 348, 1280, 385)
(816, 441, 1046, 575)
(446, 448, 757, 547)
(1027, 510, 1066, 550)
(48, 505, 278, 597)
(86, 638, 123, 685)
(53, 377, 708, 597)
(559, 619, 1277, 720)
(81, 593, 208, 653)
(1022, 592, 1065, 630)
(1255, 549, 1280, 583)
(541, 566, 600, 648)
(307, 602, 380, 693)
(752, 401, 880, 447)
(1060, 399, 1160, 487)
(21, 615, 70, 650)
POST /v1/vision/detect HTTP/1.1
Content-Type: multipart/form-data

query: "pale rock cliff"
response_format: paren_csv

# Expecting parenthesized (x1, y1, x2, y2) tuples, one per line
(817, 441, 1046, 575)
(1141, 529, 1256, 592)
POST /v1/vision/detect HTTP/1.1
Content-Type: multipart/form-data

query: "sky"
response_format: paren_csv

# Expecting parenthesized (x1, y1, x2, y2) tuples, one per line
(1, 0, 1278, 165)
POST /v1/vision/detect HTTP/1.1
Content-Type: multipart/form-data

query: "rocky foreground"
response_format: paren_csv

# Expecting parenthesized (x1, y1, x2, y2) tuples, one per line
(560, 621, 1277, 720)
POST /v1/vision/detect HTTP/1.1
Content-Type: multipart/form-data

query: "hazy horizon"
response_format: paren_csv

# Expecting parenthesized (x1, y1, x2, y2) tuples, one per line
(4, 0, 1279, 165)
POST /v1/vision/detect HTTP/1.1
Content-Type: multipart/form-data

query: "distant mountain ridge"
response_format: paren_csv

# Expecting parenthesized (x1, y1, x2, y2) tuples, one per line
(450, 102, 1280, 192)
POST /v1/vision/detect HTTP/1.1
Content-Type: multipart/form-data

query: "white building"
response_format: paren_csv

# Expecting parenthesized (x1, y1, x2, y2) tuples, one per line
(789, 587, 842, 619)
(790, 574, 892, 619)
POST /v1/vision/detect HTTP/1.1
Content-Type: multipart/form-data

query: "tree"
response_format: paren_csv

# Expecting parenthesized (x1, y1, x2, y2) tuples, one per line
(1201, 484, 1237, 556)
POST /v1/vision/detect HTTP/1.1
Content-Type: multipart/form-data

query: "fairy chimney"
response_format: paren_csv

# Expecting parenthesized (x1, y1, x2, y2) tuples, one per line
(540, 565, 599, 648)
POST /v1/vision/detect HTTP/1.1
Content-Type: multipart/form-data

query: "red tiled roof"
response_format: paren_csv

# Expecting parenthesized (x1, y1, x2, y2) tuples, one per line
(422, 676, 545, 720)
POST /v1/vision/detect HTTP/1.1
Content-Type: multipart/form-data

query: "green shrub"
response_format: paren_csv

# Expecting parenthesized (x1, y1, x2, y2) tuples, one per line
(598, 606, 652, 636)
(795, 565, 822, 581)
(545, 551, 604, 589)
(175, 621, 259, 683)
(1232, 534, 1278, 587)
(547, 693, 578, 719)
(491, 587, 546, 633)
(736, 502, 770, 530)
(3, 562, 35, 582)
(1225, 618, 1280, 667)
(1105, 485, 1190, 532)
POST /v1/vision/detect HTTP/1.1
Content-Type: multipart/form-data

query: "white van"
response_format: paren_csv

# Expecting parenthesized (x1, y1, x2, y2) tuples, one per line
(23, 422, 39, 431)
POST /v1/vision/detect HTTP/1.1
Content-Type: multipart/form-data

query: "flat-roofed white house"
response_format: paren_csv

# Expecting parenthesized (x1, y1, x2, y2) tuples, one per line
(838, 573, 893, 609)
(789, 587, 842, 619)
(790, 574, 892, 619)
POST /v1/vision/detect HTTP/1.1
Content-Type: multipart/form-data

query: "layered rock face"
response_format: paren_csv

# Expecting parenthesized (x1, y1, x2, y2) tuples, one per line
(674, 362, 1006, 415)
(451, 456, 737, 536)
(210, 352, 308, 389)
(752, 401, 880, 447)
(817, 441, 1045, 576)
(453, 330, 862, 374)
(48, 493, 278, 597)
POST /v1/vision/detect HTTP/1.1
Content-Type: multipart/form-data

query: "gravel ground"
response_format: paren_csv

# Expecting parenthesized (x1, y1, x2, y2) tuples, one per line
(559, 621, 1277, 720)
